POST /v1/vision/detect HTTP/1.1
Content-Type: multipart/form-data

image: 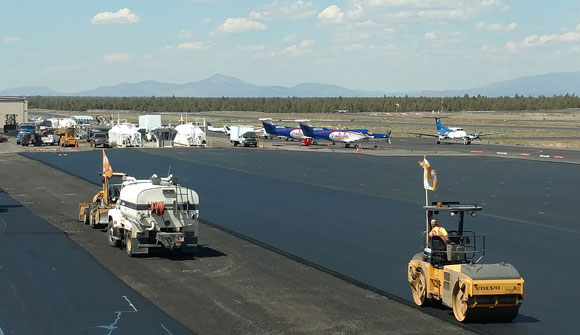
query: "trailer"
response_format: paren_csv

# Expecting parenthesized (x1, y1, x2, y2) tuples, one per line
(106, 174, 199, 256)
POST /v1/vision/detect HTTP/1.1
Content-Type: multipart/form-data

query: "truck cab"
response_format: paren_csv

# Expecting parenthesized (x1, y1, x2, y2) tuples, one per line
(16, 123, 37, 145)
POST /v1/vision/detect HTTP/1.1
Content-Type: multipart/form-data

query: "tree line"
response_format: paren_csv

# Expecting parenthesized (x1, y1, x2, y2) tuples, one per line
(28, 94, 580, 114)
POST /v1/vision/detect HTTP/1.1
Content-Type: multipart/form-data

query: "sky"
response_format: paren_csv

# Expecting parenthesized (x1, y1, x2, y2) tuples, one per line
(1, 0, 579, 93)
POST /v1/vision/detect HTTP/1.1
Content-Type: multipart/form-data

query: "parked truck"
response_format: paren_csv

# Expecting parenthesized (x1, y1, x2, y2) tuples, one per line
(17, 123, 42, 146)
(229, 125, 258, 147)
(106, 174, 200, 256)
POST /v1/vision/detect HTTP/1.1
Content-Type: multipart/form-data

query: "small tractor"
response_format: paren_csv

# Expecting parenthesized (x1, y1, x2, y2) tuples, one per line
(408, 202, 525, 322)
(79, 171, 126, 228)
(59, 126, 78, 147)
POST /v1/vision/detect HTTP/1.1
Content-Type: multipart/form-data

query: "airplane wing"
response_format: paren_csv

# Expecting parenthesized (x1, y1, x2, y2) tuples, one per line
(467, 131, 495, 140)
(408, 132, 440, 138)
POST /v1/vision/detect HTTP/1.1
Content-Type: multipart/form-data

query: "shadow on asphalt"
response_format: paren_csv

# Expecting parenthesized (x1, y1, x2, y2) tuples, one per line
(115, 244, 227, 261)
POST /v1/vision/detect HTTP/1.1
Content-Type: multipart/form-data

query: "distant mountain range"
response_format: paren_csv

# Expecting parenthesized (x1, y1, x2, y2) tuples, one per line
(1, 72, 579, 98)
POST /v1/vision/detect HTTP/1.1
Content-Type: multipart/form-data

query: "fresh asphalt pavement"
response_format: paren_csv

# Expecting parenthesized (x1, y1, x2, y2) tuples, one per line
(0, 190, 191, 335)
(22, 148, 580, 335)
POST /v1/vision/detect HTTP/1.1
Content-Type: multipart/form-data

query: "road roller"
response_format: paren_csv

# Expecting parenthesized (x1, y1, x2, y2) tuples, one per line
(407, 201, 525, 322)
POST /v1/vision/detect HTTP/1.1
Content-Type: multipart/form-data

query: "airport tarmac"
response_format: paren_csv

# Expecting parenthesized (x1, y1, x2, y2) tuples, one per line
(0, 190, 190, 334)
(0, 154, 471, 335)
(19, 148, 580, 335)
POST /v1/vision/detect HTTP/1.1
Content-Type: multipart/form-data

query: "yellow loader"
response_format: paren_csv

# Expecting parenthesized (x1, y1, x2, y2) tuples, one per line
(78, 171, 126, 228)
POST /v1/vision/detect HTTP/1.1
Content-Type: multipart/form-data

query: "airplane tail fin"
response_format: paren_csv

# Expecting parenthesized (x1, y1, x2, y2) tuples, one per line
(260, 118, 278, 136)
(435, 117, 444, 133)
(297, 120, 315, 138)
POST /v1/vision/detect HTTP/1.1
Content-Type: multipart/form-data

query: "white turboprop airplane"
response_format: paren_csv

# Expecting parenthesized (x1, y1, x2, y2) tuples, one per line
(207, 123, 231, 134)
(412, 117, 491, 145)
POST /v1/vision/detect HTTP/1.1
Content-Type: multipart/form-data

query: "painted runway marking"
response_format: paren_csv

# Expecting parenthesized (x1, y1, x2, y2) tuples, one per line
(160, 323, 174, 335)
(0, 219, 7, 235)
(98, 296, 138, 335)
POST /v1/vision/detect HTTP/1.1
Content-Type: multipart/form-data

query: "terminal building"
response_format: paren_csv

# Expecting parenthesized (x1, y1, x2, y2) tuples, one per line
(0, 97, 28, 132)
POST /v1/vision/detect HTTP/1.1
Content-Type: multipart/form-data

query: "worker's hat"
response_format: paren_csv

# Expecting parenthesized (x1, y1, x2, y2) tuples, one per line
(431, 219, 439, 225)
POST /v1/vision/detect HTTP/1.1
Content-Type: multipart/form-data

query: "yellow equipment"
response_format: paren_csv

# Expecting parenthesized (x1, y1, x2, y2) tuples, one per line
(78, 171, 126, 228)
(59, 126, 78, 147)
(408, 157, 524, 322)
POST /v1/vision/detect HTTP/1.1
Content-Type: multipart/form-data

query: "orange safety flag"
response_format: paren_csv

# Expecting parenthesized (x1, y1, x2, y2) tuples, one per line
(418, 155, 437, 191)
(102, 149, 113, 179)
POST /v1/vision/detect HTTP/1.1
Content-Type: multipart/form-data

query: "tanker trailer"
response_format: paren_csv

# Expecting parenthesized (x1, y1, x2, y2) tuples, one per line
(106, 174, 199, 256)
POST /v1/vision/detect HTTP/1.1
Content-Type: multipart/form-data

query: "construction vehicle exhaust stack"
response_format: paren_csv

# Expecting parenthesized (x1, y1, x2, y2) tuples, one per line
(408, 156, 524, 322)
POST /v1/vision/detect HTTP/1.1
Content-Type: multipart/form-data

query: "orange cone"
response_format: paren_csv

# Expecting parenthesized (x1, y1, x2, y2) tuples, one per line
(357, 146, 362, 153)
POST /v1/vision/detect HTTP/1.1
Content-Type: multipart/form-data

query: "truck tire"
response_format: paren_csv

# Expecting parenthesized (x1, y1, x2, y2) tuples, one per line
(125, 231, 135, 257)
(107, 221, 121, 247)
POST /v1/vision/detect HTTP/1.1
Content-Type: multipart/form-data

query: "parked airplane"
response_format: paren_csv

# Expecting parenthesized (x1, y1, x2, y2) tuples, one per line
(207, 122, 231, 134)
(260, 118, 307, 140)
(412, 117, 489, 145)
(297, 120, 391, 148)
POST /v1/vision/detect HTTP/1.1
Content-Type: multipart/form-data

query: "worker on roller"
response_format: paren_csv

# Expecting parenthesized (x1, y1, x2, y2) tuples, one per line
(429, 219, 451, 244)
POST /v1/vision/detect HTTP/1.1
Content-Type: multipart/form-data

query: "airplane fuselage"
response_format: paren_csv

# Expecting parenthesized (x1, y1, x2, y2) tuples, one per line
(312, 128, 367, 143)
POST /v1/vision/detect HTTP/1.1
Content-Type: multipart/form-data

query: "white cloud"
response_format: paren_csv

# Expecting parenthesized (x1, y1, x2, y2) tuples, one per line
(318, 5, 344, 23)
(102, 53, 134, 64)
(4, 37, 21, 43)
(481, 44, 498, 53)
(177, 41, 210, 50)
(506, 24, 580, 52)
(347, 2, 364, 19)
(424, 32, 436, 40)
(281, 39, 314, 56)
(418, 9, 467, 20)
(91, 8, 140, 25)
(177, 30, 193, 39)
(299, 39, 314, 48)
(477, 21, 517, 31)
(249, 1, 317, 20)
(283, 34, 297, 42)
(214, 18, 266, 34)
(367, 0, 508, 22)
(505, 41, 517, 53)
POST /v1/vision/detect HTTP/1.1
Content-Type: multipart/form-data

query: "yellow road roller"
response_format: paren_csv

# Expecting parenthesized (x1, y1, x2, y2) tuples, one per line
(407, 201, 525, 322)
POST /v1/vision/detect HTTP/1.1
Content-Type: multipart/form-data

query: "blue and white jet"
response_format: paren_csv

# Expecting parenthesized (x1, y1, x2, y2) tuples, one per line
(413, 117, 489, 145)
(297, 120, 391, 148)
(260, 118, 307, 140)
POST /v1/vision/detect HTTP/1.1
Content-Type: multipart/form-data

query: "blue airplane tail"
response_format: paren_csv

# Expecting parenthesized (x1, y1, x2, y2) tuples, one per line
(435, 118, 444, 134)
(260, 120, 278, 136)
(298, 121, 316, 138)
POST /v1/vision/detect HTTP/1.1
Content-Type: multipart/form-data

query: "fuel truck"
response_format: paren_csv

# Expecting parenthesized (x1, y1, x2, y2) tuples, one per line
(106, 174, 199, 256)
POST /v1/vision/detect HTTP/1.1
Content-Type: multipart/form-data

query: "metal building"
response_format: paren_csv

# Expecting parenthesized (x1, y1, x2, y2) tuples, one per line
(1, 97, 28, 132)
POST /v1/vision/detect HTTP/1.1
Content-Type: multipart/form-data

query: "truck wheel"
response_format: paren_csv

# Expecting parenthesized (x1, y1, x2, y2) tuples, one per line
(411, 270, 427, 306)
(125, 231, 134, 257)
(107, 222, 121, 247)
